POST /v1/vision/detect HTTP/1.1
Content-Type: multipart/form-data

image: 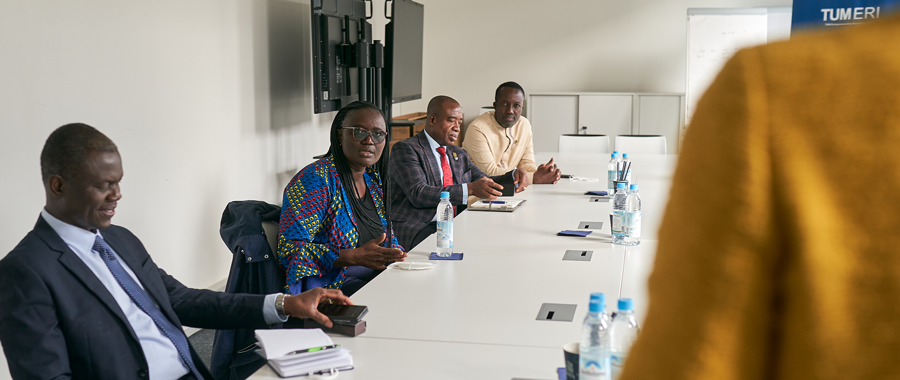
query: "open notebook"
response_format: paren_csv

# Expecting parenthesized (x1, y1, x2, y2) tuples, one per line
(467, 198, 526, 212)
(255, 328, 353, 377)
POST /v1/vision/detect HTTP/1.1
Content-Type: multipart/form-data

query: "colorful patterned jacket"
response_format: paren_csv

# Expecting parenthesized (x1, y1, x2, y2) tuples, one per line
(277, 156, 402, 294)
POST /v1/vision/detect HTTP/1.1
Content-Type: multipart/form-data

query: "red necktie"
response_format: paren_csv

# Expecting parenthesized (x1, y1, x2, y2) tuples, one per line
(435, 147, 453, 187)
(436, 147, 457, 215)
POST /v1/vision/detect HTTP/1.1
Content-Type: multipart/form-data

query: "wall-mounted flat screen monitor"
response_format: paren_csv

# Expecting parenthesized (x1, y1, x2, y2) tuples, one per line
(386, 0, 424, 104)
(311, 0, 371, 113)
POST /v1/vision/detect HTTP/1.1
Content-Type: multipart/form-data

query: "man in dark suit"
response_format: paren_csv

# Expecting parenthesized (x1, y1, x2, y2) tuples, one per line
(0, 123, 352, 380)
(389, 96, 526, 250)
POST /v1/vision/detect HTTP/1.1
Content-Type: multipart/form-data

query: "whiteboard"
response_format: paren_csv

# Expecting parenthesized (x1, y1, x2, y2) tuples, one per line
(685, 7, 792, 126)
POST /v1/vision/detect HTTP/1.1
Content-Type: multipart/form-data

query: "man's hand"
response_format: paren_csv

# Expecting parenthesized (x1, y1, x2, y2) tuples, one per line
(347, 233, 407, 270)
(468, 177, 503, 199)
(533, 158, 561, 184)
(514, 166, 529, 193)
(283, 288, 353, 328)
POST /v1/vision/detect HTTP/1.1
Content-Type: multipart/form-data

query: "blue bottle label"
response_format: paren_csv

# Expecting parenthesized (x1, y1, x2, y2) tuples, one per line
(580, 355, 611, 380)
(436, 221, 453, 248)
(624, 211, 641, 238)
(611, 354, 627, 379)
(612, 210, 625, 236)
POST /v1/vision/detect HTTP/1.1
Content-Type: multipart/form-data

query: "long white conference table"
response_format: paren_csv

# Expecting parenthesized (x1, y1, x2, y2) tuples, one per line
(251, 152, 678, 379)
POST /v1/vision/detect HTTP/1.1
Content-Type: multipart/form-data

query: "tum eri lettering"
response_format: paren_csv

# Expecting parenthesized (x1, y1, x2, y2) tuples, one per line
(821, 7, 880, 21)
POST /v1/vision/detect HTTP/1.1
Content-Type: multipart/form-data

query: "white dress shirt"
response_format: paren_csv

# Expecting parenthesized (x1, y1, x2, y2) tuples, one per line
(41, 209, 286, 380)
(423, 131, 468, 222)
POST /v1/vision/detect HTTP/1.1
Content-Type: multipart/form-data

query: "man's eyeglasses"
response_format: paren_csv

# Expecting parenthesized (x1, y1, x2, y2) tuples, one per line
(341, 127, 387, 144)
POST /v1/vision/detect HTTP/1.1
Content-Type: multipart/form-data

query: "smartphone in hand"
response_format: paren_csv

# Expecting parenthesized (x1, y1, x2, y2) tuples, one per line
(317, 304, 368, 324)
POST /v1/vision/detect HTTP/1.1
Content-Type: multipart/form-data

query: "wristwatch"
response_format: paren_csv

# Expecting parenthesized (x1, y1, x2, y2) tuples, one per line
(275, 293, 288, 319)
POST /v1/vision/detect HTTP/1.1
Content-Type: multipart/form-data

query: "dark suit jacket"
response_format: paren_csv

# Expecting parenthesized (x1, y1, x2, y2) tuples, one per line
(0, 216, 270, 380)
(212, 200, 284, 380)
(389, 131, 512, 250)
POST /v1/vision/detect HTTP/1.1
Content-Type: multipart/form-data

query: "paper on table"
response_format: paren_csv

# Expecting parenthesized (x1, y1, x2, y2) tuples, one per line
(273, 348, 347, 366)
(389, 261, 437, 271)
(255, 328, 334, 360)
(269, 350, 353, 378)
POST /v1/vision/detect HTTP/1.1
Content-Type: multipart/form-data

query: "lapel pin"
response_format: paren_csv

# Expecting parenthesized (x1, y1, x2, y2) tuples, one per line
(452, 152, 458, 161)
(515, 139, 519, 144)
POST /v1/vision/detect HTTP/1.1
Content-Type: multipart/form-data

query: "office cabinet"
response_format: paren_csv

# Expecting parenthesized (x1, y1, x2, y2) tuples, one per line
(637, 96, 683, 152)
(579, 95, 633, 137)
(529, 95, 578, 152)
(526, 92, 684, 154)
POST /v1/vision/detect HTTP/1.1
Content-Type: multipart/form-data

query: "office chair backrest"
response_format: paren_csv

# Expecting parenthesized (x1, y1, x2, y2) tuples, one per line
(614, 135, 667, 155)
(261, 221, 279, 257)
(558, 134, 610, 154)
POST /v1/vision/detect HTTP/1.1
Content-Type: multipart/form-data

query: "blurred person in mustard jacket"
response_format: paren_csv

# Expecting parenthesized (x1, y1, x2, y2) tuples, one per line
(621, 14, 900, 380)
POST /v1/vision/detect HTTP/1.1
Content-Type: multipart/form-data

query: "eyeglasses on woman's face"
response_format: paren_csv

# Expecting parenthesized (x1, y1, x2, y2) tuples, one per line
(341, 127, 387, 144)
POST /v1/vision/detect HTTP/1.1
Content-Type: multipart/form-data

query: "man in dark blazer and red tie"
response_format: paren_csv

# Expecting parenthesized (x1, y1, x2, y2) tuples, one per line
(0, 124, 353, 380)
(389, 96, 526, 250)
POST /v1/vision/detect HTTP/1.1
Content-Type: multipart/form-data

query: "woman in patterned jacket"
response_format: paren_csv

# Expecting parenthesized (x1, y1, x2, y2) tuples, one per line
(277, 101, 406, 296)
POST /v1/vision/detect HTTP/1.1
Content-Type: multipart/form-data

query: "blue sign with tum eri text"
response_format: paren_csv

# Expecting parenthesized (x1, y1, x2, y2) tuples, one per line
(792, 0, 900, 30)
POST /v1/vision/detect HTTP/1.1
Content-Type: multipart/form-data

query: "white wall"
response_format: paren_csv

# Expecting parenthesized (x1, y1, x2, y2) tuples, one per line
(0, 0, 333, 379)
(0, 0, 335, 278)
(382, 0, 792, 128)
(0, 1, 338, 377)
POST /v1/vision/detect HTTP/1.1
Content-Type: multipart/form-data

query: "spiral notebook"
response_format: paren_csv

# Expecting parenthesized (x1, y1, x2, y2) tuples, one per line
(255, 328, 353, 377)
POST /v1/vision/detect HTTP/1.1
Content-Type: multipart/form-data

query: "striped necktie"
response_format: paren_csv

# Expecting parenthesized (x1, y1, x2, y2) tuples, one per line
(93, 235, 203, 380)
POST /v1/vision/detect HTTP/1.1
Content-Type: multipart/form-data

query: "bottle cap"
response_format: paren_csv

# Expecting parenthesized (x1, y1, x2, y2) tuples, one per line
(617, 183, 626, 189)
(629, 184, 638, 191)
(618, 298, 634, 311)
(589, 293, 605, 312)
(623, 153, 629, 158)
(611, 152, 618, 158)
(440, 191, 449, 199)
(613, 151, 619, 155)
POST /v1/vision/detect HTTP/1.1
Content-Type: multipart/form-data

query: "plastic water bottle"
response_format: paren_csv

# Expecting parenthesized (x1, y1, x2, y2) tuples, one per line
(611, 183, 628, 245)
(436, 192, 454, 257)
(609, 298, 640, 380)
(623, 184, 641, 246)
(580, 295, 611, 380)
(606, 152, 619, 194)
(583, 292, 611, 324)
(621, 153, 632, 182)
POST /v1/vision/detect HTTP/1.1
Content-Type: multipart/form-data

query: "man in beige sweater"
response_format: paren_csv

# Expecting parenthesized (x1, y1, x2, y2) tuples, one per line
(620, 13, 900, 380)
(463, 82, 561, 190)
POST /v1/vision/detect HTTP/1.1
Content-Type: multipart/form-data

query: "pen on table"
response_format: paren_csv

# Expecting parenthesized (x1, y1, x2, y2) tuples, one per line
(287, 344, 341, 355)
(482, 201, 505, 204)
